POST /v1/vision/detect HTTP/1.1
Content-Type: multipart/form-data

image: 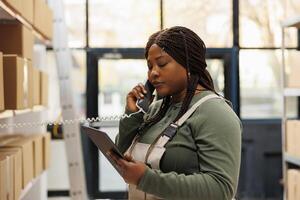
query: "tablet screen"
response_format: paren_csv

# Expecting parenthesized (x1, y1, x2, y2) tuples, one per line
(82, 125, 125, 175)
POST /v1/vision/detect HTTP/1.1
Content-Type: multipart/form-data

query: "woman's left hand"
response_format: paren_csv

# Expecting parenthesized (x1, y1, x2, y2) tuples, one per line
(107, 151, 147, 185)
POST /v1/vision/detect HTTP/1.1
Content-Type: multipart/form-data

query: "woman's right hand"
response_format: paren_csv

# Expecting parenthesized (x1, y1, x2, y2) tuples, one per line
(126, 83, 147, 112)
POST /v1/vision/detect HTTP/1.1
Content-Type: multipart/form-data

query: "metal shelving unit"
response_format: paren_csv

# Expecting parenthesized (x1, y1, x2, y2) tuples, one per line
(0, 1, 51, 200)
(281, 15, 300, 200)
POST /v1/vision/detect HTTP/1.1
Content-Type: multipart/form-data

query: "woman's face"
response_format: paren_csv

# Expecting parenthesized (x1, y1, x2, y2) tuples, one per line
(147, 44, 188, 101)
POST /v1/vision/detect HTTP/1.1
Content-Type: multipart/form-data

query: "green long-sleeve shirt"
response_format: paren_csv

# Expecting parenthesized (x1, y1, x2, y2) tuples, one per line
(116, 91, 242, 200)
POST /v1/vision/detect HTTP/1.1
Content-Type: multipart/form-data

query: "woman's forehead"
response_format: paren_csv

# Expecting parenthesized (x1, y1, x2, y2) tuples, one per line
(147, 44, 168, 60)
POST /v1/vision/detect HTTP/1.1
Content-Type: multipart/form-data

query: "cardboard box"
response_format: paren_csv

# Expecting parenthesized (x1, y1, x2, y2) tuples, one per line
(0, 24, 34, 60)
(0, 149, 22, 200)
(0, 153, 15, 200)
(33, 67, 40, 105)
(0, 137, 34, 188)
(287, 65, 300, 88)
(0, 52, 4, 111)
(20, 0, 33, 24)
(2, 0, 21, 14)
(24, 134, 43, 177)
(33, 0, 43, 34)
(40, 71, 48, 107)
(287, 169, 300, 200)
(3, 55, 34, 109)
(286, 120, 300, 158)
(44, 3, 53, 39)
(33, 0, 53, 40)
(43, 133, 51, 169)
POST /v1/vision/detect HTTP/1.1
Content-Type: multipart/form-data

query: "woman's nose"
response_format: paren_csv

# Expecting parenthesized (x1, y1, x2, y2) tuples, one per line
(149, 67, 159, 79)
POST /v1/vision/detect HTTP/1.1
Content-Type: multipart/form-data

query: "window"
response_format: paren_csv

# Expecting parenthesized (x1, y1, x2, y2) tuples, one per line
(89, 0, 160, 47)
(240, 50, 282, 118)
(240, 0, 300, 48)
(63, 0, 86, 47)
(164, 0, 232, 47)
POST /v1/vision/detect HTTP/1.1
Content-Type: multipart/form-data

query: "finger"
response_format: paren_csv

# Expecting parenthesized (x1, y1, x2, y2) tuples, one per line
(138, 83, 147, 94)
(124, 153, 134, 162)
(107, 151, 123, 165)
(132, 87, 144, 99)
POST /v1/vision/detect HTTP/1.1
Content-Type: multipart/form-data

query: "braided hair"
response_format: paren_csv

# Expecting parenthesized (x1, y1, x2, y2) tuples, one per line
(139, 26, 217, 133)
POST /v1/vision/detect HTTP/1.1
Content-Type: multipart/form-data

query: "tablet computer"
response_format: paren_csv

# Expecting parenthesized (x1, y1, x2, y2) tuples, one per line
(82, 125, 125, 175)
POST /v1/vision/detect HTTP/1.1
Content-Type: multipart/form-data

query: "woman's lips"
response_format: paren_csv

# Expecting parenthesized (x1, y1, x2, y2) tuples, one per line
(152, 82, 164, 89)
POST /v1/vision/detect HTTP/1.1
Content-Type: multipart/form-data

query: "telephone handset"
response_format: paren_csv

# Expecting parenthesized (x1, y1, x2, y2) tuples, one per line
(136, 80, 155, 113)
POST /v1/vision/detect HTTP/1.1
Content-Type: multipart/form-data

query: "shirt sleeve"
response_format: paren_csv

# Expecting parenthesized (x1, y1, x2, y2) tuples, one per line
(115, 109, 144, 153)
(116, 100, 163, 153)
(137, 100, 242, 200)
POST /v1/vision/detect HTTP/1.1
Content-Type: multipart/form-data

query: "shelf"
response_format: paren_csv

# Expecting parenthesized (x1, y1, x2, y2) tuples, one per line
(283, 88, 300, 96)
(285, 153, 300, 166)
(282, 16, 300, 28)
(19, 171, 45, 200)
(0, 1, 51, 45)
(0, 106, 46, 120)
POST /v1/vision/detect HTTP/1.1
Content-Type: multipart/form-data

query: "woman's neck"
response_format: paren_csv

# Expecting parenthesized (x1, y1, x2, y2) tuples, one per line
(171, 84, 206, 103)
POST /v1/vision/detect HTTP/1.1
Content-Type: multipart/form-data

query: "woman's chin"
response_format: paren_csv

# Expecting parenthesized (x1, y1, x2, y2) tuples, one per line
(156, 89, 170, 98)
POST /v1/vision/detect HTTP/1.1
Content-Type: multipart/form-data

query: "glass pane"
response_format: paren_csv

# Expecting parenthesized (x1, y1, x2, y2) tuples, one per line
(71, 50, 86, 117)
(164, 0, 232, 47)
(240, 50, 282, 119)
(98, 59, 148, 117)
(63, 0, 86, 47)
(240, 0, 300, 48)
(98, 127, 126, 191)
(97, 59, 147, 191)
(89, 0, 160, 47)
(283, 50, 300, 118)
(207, 59, 225, 95)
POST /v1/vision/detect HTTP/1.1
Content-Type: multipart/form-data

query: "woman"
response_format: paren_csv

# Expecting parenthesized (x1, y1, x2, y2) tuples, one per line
(110, 26, 242, 200)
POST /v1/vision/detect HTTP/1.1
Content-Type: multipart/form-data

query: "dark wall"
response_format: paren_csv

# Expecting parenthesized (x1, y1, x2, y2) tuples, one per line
(237, 119, 283, 200)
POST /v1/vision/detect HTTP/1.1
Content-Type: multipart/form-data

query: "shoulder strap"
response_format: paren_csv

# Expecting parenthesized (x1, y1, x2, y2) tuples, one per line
(175, 94, 221, 126)
(156, 94, 222, 148)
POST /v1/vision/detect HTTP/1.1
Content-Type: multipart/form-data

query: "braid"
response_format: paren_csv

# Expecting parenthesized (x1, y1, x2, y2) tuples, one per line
(141, 26, 217, 133)
(173, 75, 199, 122)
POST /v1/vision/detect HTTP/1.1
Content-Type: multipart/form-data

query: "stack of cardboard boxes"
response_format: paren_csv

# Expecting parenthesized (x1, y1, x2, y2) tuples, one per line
(0, 1, 53, 199)
(1, 0, 53, 39)
(0, 133, 51, 200)
(0, 0, 52, 110)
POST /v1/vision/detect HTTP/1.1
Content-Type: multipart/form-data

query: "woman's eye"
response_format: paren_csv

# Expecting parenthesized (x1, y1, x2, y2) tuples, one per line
(158, 63, 167, 67)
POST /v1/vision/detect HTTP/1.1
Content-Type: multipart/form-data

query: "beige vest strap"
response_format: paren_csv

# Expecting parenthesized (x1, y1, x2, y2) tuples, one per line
(127, 94, 221, 200)
(155, 94, 221, 148)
